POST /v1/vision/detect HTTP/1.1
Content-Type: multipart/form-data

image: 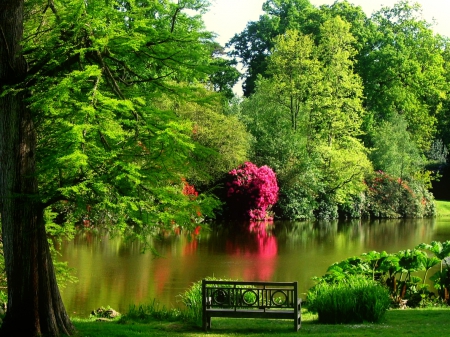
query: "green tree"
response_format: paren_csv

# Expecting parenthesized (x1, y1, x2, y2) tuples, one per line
(227, 0, 368, 96)
(207, 43, 241, 100)
(227, 0, 316, 96)
(0, 0, 69, 334)
(370, 112, 424, 180)
(435, 41, 450, 150)
(238, 82, 320, 219)
(239, 19, 371, 219)
(358, 1, 447, 151)
(157, 94, 252, 185)
(267, 30, 322, 134)
(0, 0, 227, 335)
(313, 17, 371, 209)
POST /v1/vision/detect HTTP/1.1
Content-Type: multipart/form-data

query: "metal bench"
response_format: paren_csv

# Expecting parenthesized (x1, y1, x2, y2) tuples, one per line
(202, 280, 301, 331)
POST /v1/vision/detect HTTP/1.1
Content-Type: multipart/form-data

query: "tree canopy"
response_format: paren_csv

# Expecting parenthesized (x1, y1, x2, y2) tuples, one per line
(0, 0, 249, 335)
(1, 0, 450, 334)
(226, 0, 450, 219)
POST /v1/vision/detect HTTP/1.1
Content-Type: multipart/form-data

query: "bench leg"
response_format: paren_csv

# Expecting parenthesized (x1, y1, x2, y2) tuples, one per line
(295, 298, 302, 331)
(202, 315, 211, 331)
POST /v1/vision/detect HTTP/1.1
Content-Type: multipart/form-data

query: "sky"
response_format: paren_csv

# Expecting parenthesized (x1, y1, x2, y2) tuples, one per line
(203, 0, 450, 46)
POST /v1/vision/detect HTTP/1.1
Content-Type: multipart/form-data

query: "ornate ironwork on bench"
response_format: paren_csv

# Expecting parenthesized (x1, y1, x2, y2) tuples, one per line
(201, 280, 302, 331)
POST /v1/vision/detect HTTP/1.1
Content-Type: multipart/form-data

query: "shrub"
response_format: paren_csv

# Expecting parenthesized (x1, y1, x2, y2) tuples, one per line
(307, 275, 391, 324)
(226, 162, 279, 220)
(276, 183, 316, 220)
(364, 171, 435, 218)
(315, 198, 339, 220)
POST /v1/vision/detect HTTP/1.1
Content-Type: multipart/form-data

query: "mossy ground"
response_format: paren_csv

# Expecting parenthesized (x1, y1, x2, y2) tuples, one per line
(436, 200, 450, 217)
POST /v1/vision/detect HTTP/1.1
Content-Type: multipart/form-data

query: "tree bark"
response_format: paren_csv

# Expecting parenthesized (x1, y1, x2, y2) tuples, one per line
(0, 1, 74, 336)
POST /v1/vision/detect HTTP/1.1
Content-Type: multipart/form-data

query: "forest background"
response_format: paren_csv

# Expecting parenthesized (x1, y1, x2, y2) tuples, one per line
(1, 0, 450, 335)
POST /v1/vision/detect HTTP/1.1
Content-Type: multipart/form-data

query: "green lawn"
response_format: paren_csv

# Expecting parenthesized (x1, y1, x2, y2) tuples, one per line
(436, 200, 450, 217)
(72, 308, 450, 337)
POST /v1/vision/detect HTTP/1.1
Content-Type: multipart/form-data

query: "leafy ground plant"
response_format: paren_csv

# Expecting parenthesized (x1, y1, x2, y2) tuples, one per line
(120, 300, 182, 323)
(314, 241, 450, 307)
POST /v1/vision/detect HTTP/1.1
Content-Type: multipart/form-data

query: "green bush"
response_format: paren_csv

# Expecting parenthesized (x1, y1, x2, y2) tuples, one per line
(276, 184, 317, 220)
(363, 171, 435, 218)
(307, 275, 391, 324)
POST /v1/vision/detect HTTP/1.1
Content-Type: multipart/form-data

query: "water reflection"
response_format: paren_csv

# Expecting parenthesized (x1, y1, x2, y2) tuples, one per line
(60, 218, 450, 317)
(224, 222, 278, 280)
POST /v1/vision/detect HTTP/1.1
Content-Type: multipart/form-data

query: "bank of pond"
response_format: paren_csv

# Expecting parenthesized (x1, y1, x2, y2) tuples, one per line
(60, 217, 450, 317)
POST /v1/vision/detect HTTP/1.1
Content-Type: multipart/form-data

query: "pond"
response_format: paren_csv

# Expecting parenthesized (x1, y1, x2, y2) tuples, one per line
(59, 218, 450, 317)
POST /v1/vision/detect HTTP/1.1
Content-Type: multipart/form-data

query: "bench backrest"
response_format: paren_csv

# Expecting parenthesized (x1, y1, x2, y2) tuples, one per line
(202, 280, 298, 309)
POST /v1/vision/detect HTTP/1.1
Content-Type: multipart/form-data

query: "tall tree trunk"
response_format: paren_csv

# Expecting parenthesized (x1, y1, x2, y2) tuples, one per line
(0, 1, 74, 336)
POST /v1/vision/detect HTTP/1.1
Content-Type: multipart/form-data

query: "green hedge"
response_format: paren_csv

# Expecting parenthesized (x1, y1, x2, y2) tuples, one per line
(307, 275, 391, 324)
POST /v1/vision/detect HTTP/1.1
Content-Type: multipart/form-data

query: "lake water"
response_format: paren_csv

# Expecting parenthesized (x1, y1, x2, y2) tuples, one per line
(59, 218, 450, 317)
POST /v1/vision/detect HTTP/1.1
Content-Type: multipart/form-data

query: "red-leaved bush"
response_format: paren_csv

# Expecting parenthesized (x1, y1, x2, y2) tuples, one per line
(227, 162, 279, 220)
(181, 178, 201, 217)
(182, 178, 198, 200)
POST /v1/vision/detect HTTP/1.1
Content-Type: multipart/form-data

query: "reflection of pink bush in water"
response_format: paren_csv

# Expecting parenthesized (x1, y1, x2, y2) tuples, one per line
(226, 222, 278, 280)
(249, 221, 277, 258)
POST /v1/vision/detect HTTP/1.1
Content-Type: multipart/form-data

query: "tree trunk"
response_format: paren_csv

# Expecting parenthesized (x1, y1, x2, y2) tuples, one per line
(0, 1, 74, 336)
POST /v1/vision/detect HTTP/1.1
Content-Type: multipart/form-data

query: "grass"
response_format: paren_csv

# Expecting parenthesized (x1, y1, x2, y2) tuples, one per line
(71, 308, 450, 337)
(436, 200, 450, 217)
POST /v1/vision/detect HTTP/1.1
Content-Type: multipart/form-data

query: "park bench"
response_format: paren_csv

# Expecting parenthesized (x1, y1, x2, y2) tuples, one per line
(202, 280, 301, 331)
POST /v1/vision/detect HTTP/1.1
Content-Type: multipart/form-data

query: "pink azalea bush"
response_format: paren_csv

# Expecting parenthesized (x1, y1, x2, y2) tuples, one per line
(227, 162, 279, 220)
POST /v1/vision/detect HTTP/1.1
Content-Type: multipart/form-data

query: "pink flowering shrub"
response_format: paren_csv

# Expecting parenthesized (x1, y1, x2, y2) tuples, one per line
(227, 162, 279, 220)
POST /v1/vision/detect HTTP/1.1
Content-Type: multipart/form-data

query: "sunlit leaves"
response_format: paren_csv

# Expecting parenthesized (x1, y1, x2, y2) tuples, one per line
(359, 1, 447, 150)
(22, 0, 228, 231)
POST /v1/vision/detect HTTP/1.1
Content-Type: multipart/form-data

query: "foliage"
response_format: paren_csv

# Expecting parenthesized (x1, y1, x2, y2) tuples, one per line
(227, 0, 368, 96)
(427, 139, 449, 164)
(165, 97, 252, 185)
(312, 241, 450, 308)
(418, 241, 450, 301)
(276, 183, 317, 220)
(307, 275, 391, 324)
(369, 112, 425, 180)
(20, 0, 231, 232)
(238, 19, 371, 220)
(359, 1, 447, 151)
(228, 0, 450, 220)
(364, 171, 435, 218)
(226, 162, 279, 220)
